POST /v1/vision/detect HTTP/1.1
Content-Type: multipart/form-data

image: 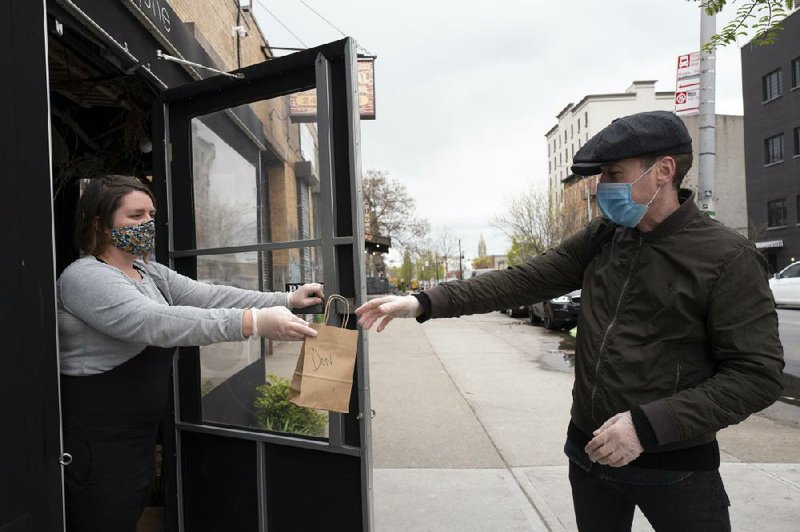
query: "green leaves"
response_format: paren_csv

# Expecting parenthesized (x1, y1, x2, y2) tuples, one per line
(254, 374, 327, 436)
(691, 1, 794, 50)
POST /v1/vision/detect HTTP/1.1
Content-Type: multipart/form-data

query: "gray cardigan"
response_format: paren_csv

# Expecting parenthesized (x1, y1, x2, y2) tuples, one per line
(58, 256, 289, 375)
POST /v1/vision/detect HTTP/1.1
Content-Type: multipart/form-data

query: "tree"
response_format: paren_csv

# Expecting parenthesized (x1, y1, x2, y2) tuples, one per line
(492, 184, 579, 260)
(471, 255, 494, 269)
(506, 237, 539, 267)
(693, 0, 796, 49)
(362, 169, 430, 249)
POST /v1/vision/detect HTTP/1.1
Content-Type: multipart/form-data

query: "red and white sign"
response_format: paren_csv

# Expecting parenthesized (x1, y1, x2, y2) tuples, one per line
(675, 76, 700, 116)
(676, 52, 700, 78)
(675, 51, 701, 116)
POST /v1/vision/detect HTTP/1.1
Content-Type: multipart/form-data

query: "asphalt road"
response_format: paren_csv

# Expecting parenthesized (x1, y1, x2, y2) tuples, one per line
(777, 309, 800, 378)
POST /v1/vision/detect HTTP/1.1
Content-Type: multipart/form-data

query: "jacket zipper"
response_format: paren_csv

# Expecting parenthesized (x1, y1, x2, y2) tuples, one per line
(673, 363, 682, 395)
(591, 236, 643, 422)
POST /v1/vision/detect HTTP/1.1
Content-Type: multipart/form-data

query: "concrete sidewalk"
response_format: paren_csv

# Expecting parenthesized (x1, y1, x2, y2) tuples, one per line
(368, 313, 800, 531)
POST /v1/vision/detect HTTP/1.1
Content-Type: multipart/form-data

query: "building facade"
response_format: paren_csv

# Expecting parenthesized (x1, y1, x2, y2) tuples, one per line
(549, 85, 747, 239)
(545, 81, 674, 209)
(742, 9, 800, 273)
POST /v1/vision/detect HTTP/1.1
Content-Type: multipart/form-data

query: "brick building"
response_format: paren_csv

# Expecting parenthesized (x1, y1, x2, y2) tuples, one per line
(742, 9, 800, 272)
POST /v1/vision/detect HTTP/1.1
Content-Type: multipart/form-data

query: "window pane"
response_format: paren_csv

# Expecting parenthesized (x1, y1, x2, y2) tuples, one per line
(794, 127, 800, 157)
(768, 199, 787, 227)
(190, 91, 321, 249)
(792, 58, 800, 89)
(763, 69, 782, 101)
(765, 134, 784, 164)
(198, 248, 328, 439)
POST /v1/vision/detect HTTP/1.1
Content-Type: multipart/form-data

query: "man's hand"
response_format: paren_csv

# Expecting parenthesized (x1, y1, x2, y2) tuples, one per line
(355, 295, 421, 332)
(287, 283, 324, 309)
(584, 411, 643, 468)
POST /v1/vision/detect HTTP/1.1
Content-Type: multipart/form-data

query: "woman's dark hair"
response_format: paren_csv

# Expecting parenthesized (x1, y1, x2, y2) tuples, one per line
(75, 175, 155, 256)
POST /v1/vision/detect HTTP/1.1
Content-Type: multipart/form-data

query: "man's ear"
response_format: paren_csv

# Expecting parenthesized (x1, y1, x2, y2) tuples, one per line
(656, 156, 676, 187)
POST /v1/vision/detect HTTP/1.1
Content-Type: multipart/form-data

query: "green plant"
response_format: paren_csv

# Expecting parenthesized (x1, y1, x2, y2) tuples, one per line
(254, 374, 327, 437)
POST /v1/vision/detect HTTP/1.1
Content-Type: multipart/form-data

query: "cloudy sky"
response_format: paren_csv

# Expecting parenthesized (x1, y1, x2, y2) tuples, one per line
(252, 0, 753, 261)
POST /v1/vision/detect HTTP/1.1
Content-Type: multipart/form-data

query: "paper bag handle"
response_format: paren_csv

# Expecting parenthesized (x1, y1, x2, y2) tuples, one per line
(323, 294, 350, 328)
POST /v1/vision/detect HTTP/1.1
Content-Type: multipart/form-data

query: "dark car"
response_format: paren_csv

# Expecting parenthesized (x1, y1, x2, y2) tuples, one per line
(530, 290, 581, 330)
(504, 305, 530, 318)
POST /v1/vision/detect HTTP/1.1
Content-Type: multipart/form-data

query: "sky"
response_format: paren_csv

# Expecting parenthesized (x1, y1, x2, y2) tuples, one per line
(251, 0, 756, 263)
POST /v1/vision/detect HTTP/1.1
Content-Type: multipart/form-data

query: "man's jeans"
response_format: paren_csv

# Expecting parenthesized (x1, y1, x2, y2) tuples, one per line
(565, 439, 731, 532)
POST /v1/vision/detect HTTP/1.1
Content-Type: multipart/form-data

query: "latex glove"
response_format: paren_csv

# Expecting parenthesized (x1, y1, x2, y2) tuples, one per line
(253, 307, 317, 341)
(584, 411, 644, 467)
(287, 283, 324, 309)
(355, 295, 420, 332)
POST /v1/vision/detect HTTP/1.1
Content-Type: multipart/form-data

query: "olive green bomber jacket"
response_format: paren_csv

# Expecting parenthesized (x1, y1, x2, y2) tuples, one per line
(423, 191, 784, 451)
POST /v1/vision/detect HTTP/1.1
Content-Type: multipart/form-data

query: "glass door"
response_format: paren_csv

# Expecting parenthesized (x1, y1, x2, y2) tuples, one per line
(153, 38, 371, 531)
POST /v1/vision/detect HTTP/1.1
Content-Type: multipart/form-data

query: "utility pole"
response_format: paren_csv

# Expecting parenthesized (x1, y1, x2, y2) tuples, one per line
(458, 239, 464, 279)
(698, 7, 716, 217)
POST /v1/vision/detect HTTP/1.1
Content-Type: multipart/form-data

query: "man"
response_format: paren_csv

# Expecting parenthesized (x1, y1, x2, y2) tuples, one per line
(356, 111, 784, 531)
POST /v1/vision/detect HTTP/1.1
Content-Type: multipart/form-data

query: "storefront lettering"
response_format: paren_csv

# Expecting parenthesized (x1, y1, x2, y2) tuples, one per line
(132, 0, 171, 33)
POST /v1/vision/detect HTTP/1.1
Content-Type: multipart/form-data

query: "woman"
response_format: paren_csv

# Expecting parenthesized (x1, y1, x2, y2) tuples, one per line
(58, 175, 322, 531)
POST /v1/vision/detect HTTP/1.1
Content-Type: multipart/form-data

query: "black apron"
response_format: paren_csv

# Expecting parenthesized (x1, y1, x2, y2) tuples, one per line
(61, 344, 175, 532)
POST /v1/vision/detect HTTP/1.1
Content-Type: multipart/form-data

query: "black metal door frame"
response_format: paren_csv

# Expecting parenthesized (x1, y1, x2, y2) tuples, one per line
(154, 38, 372, 531)
(0, 1, 65, 530)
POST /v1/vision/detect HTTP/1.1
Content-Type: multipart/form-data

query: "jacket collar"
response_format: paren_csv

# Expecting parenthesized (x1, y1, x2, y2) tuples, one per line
(641, 189, 698, 241)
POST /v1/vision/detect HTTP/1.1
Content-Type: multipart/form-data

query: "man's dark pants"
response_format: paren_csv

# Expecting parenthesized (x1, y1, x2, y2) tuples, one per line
(566, 442, 731, 531)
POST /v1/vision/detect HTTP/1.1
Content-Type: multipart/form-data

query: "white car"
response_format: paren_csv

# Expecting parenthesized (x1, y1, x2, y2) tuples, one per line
(769, 261, 800, 308)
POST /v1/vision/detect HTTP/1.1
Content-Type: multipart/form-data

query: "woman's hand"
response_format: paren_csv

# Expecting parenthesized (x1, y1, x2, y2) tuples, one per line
(355, 295, 421, 332)
(253, 307, 317, 341)
(287, 283, 324, 309)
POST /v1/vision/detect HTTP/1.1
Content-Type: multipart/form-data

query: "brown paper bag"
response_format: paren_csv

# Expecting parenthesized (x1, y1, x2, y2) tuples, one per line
(288, 295, 358, 413)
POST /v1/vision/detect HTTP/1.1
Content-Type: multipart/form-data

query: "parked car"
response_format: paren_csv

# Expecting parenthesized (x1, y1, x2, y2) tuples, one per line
(769, 261, 800, 308)
(530, 290, 581, 330)
(504, 304, 530, 318)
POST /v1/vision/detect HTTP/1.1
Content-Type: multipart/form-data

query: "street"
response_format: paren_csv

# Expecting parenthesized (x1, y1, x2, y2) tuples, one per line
(368, 311, 800, 531)
(778, 309, 800, 378)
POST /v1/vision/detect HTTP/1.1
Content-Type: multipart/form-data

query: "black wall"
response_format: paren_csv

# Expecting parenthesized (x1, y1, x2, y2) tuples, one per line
(742, 10, 800, 271)
(0, 1, 65, 530)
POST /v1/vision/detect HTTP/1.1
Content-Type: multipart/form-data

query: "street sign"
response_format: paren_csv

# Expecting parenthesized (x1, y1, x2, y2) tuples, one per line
(675, 76, 700, 116)
(675, 51, 701, 116)
(677, 52, 700, 78)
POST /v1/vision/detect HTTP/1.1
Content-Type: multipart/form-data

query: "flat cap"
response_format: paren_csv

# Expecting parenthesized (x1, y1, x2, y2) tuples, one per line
(570, 110, 692, 176)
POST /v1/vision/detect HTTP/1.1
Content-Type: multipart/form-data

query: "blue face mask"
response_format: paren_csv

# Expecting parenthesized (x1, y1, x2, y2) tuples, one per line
(596, 160, 663, 228)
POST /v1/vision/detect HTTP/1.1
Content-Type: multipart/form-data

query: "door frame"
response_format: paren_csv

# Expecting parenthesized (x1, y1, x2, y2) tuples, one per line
(154, 38, 373, 531)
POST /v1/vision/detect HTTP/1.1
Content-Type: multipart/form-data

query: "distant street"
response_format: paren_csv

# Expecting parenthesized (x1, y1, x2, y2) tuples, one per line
(778, 309, 800, 378)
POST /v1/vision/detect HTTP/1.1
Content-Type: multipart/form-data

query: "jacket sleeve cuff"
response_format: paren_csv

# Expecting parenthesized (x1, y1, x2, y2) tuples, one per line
(412, 292, 432, 323)
(640, 399, 682, 447)
(630, 405, 659, 451)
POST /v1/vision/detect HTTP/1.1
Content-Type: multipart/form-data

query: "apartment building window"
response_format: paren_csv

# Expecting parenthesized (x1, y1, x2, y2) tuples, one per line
(768, 199, 787, 228)
(764, 134, 784, 164)
(794, 127, 800, 156)
(584, 112, 588, 129)
(796, 195, 800, 224)
(577, 120, 581, 134)
(792, 57, 800, 89)
(763, 69, 782, 102)
(564, 130, 567, 142)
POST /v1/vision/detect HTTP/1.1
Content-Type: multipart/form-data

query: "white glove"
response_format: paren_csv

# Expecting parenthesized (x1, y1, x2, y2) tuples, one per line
(355, 295, 420, 332)
(252, 307, 317, 341)
(584, 411, 644, 467)
(287, 283, 324, 309)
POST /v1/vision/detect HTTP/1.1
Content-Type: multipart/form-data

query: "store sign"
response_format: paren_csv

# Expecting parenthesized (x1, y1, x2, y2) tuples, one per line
(675, 51, 700, 116)
(290, 58, 377, 121)
(128, 0, 173, 34)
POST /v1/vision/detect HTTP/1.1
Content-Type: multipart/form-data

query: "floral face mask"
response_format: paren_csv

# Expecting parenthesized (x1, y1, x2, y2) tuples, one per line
(109, 219, 155, 256)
